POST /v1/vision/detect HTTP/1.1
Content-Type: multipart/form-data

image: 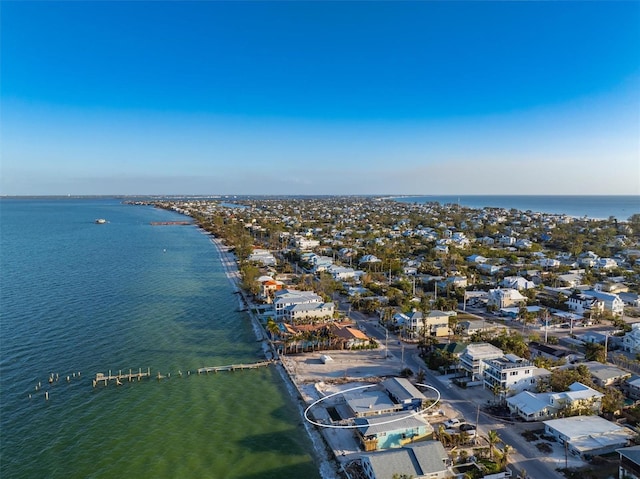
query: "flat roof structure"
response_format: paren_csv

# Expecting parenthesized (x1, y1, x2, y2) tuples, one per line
(544, 416, 635, 456)
(345, 389, 400, 417)
(355, 411, 432, 437)
(381, 377, 427, 404)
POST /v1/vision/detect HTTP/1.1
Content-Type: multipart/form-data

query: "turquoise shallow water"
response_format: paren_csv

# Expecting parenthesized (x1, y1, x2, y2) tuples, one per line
(0, 199, 319, 479)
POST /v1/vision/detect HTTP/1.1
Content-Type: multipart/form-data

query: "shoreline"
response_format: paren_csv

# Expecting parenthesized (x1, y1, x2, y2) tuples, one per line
(206, 232, 341, 479)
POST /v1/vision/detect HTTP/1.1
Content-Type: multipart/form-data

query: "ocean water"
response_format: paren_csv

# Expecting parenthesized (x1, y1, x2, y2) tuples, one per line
(0, 198, 320, 479)
(394, 195, 639, 220)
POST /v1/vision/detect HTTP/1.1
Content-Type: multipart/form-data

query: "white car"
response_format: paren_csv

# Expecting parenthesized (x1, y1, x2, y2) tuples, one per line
(444, 418, 461, 428)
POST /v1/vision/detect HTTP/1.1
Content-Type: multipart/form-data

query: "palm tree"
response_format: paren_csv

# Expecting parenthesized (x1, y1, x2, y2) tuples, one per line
(484, 430, 501, 460)
(266, 317, 279, 339)
(437, 424, 451, 448)
(499, 444, 513, 470)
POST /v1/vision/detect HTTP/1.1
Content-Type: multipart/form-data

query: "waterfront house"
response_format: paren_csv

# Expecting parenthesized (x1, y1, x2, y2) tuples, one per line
(381, 377, 428, 411)
(273, 289, 323, 320)
(282, 301, 335, 323)
(247, 249, 277, 267)
(345, 389, 403, 418)
(329, 324, 370, 349)
(355, 411, 434, 451)
(360, 440, 451, 478)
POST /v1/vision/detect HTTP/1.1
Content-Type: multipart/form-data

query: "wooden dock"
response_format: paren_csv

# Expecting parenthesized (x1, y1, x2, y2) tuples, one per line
(92, 361, 273, 389)
(93, 368, 151, 387)
(197, 361, 273, 374)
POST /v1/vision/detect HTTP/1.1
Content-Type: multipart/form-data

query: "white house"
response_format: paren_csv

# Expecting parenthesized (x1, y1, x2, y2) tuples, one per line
(477, 264, 501, 276)
(506, 382, 603, 421)
(595, 258, 618, 270)
(622, 323, 640, 354)
(282, 301, 335, 322)
(482, 353, 549, 395)
(359, 254, 382, 265)
(487, 288, 527, 309)
(501, 276, 536, 291)
(273, 289, 323, 320)
(543, 416, 635, 458)
(247, 249, 277, 266)
(583, 290, 625, 316)
(566, 292, 602, 315)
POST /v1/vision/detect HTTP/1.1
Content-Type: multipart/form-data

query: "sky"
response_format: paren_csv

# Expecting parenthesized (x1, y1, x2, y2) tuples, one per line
(1, 1, 639, 196)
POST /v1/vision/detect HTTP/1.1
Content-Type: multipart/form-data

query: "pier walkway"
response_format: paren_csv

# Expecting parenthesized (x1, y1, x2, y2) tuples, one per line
(94, 368, 151, 387)
(92, 361, 274, 388)
(197, 360, 273, 374)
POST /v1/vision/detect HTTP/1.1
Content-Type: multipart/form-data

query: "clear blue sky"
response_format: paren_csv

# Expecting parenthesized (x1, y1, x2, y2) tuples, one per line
(2, 1, 639, 196)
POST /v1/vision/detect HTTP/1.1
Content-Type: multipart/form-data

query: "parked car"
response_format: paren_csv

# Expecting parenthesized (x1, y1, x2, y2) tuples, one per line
(444, 418, 461, 428)
(459, 423, 476, 432)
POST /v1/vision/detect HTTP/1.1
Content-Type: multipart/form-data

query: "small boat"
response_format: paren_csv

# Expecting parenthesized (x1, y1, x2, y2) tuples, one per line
(95, 218, 107, 224)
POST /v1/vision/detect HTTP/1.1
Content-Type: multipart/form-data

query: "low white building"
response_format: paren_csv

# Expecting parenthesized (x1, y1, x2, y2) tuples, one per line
(506, 382, 603, 421)
(543, 416, 635, 458)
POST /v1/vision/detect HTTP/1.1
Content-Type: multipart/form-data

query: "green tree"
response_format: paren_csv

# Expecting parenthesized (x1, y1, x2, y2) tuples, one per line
(585, 342, 606, 363)
(266, 317, 279, 338)
(484, 430, 502, 460)
(498, 444, 513, 470)
(602, 387, 625, 414)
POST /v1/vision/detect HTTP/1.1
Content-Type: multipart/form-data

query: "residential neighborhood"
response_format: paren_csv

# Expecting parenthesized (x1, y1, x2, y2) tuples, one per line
(148, 197, 640, 479)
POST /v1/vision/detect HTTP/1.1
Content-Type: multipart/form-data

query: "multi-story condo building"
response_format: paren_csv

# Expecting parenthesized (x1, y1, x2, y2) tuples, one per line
(459, 343, 503, 382)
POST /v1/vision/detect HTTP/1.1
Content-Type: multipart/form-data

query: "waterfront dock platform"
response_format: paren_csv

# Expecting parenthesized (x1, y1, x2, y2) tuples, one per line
(93, 368, 151, 386)
(197, 361, 273, 374)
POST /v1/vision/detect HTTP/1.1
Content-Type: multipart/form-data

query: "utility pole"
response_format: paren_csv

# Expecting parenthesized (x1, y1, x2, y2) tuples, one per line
(475, 404, 480, 445)
(385, 326, 389, 359)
